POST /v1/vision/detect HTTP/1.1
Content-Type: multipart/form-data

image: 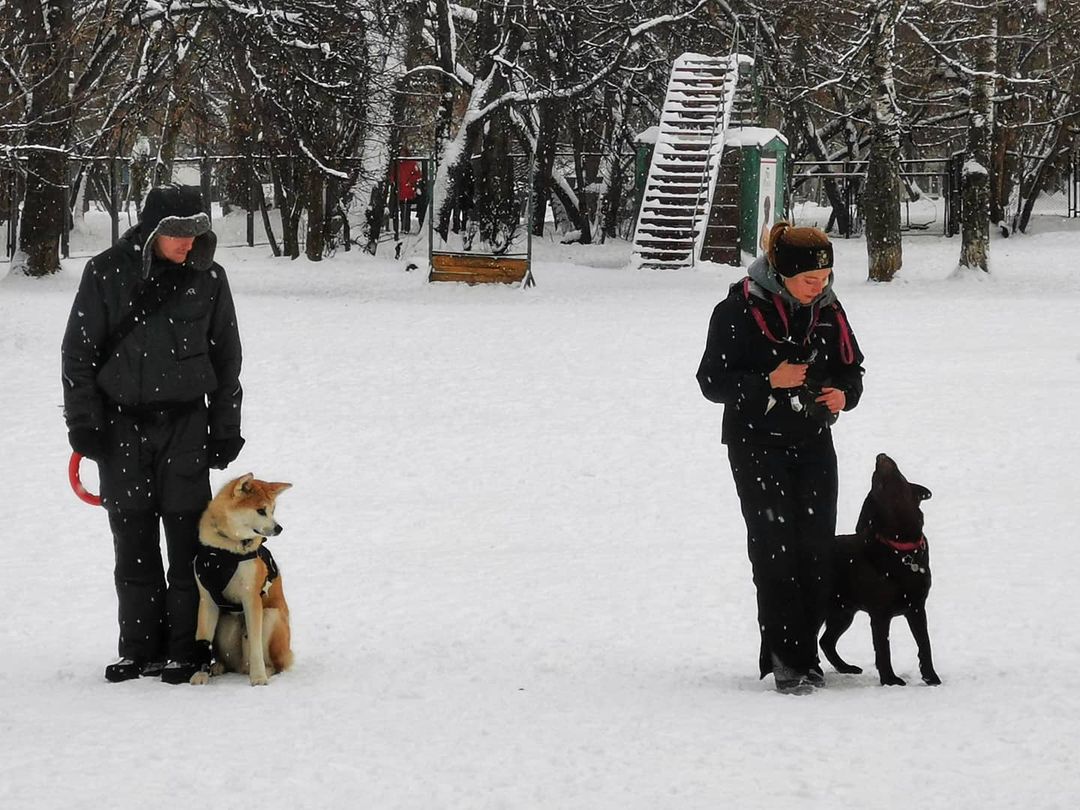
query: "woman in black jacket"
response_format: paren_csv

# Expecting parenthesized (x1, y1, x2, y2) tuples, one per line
(697, 221, 865, 695)
(61, 185, 244, 684)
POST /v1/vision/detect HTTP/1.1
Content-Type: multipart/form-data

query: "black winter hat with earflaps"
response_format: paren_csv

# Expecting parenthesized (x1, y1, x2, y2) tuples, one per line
(138, 184, 216, 276)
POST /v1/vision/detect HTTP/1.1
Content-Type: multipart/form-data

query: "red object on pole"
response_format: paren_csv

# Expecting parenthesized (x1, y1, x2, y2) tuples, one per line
(69, 452, 103, 507)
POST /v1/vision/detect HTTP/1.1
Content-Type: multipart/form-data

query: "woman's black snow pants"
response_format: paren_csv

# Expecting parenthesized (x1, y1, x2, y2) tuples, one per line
(726, 433, 838, 678)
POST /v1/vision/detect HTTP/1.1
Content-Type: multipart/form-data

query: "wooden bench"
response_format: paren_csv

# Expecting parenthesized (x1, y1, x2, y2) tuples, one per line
(429, 252, 533, 286)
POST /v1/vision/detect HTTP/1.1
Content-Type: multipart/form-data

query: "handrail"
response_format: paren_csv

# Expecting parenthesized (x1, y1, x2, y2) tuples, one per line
(687, 56, 733, 269)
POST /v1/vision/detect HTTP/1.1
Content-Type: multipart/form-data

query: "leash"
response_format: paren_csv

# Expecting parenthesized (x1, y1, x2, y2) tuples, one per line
(743, 278, 816, 345)
(68, 452, 102, 507)
(832, 302, 856, 365)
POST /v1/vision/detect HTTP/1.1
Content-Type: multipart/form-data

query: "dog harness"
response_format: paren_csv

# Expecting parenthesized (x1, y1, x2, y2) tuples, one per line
(742, 277, 856, 364)
(194, 543, 279, 614)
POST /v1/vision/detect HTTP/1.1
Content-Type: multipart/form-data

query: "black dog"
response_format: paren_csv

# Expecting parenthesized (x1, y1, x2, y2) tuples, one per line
(820, 453, 941, 686)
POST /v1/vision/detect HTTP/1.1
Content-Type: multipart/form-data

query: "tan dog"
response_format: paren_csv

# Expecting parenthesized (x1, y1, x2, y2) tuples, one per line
(190, 473, 293, 686)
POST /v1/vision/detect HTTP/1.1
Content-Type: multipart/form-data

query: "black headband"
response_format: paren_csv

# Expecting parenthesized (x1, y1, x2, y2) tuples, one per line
(772, 240, 834, 277)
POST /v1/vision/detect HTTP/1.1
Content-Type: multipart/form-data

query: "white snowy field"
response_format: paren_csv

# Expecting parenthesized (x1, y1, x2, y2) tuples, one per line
(2, 215, 1079, 809)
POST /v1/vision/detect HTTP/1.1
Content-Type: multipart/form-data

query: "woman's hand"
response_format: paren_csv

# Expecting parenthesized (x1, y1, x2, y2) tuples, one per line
(769, 361, 807, 389)
(816, 387, 846, 414)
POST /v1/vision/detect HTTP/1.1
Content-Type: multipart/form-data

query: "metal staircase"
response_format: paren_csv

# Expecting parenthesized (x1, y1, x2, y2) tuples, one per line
(631, 52, 752, 269)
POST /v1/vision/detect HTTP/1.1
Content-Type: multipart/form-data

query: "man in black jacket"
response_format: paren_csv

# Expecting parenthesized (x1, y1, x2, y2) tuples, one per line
(61, 185, 245, 684)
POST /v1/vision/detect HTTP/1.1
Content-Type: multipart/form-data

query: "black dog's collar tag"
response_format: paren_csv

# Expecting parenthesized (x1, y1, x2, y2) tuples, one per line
(901, 554, 927, 574)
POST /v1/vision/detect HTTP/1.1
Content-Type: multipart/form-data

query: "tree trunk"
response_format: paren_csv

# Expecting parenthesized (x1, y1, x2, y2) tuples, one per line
(786, 109, 853, 235)
(588, 89, 626, 246)
(357, 0, 427, 254)
(272, 158, 302, 259)
(508, 107, 590, 241)
(531, 100, 559, 237)
(959, 10, 995, 272)
(989, 3, 1017, 230)
(600, 84, 633, 241)
(305, 170, 325, 261)
(864, 0, 903, 282)
(474, 106, 518, 253)
(14, 0, 74, 277)
(153, 89, 192, 186)
(568, 112, 593, 245)
(1016, 124, 1069, 233)
(865, 141, 902, 280)
(249, 164, 281, 257)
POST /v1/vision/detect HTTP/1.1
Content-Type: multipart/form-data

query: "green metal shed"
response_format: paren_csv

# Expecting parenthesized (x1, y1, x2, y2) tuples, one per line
(728, 128, 788, 260)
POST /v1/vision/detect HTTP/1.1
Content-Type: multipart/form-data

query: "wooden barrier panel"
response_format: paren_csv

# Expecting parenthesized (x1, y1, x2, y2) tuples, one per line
(429, 252, 532, 286)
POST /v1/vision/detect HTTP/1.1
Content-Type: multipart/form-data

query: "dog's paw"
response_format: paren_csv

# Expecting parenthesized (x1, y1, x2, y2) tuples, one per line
(209, 662, 226, 676)
(922, 672, 942, 686)
(189, 671, 210, 686)
(880, 674, 907, 686)
(249, 673, 269, 686)
(835, 663, 863, 675)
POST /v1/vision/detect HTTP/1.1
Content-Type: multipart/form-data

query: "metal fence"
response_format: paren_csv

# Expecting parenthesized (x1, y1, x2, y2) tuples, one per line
(1069, 153, 1080, 219)
(1, 154, 379, 261)
(788, 157, 956, 237)
(2, 148, 643, 261)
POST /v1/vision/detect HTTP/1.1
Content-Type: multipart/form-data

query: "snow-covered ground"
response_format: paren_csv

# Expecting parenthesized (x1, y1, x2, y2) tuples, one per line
(2, 213, 1079, 808)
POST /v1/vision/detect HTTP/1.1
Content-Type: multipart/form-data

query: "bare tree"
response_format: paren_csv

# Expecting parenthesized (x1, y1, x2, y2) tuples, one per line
(208, 1, 373, 259)
(8, 0, 73, 277)
(420, 0, 713, 246)
(354, 0, 429, 254)
(863, 0, 904, 281)
(741, 1, 872, 237)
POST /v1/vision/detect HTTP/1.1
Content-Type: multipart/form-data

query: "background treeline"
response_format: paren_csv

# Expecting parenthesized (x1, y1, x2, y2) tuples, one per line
(2, 0, 1078, 277)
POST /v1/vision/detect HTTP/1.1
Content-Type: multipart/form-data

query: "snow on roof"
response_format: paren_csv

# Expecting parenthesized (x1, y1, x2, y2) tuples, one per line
(725, 127, 788, 148)
(634, 126, 660, 145)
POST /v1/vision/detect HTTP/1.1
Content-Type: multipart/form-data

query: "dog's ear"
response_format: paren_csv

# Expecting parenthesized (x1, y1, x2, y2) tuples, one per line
(268, 482, 292, 497)
(232, 472, 255, 496)
(911, 483, 932, 501)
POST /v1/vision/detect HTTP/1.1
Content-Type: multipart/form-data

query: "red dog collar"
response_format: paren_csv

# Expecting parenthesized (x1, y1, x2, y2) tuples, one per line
(877, 533, 927, 552)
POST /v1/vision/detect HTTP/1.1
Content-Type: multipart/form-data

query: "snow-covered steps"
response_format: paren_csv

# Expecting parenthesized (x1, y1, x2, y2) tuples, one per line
(631, 52, 753, 270)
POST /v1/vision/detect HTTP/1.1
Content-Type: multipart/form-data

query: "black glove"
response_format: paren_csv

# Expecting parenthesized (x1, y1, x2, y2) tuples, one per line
(68, 427, 105, 461)
(208, 436, 245, 470)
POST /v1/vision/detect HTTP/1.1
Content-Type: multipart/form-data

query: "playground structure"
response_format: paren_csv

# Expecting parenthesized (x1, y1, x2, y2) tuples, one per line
(629, 51, 1049, 267)
(426, 151, 536, 288)
(630, 52, 756, 269)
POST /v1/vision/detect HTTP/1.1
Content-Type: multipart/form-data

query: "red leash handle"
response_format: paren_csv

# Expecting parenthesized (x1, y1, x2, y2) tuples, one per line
(69, 452, 103, 507)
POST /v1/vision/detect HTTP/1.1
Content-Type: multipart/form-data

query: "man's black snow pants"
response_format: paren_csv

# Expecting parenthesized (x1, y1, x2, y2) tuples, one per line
(108, 509, 200, 662)
(726, 433, 838, 679)
(100, 402, 211, 663)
